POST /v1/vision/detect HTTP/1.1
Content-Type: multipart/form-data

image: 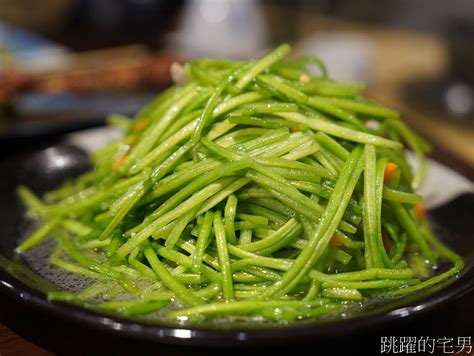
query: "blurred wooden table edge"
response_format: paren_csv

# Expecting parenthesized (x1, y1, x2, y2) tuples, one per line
(295, 15, 474, 178)
(0, 323, 53, 356)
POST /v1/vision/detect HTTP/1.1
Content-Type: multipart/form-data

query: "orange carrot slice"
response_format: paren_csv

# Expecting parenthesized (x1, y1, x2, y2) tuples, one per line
(330, 235, 343, 247)
(112, 153, 127, 171)
(133, 118, 148, 131)
(415, 202, 427, 220)
(384, 162, 398, 183)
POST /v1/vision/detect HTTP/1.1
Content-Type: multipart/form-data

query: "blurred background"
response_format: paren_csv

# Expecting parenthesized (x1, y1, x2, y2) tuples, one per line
(0, 0, 473, 177)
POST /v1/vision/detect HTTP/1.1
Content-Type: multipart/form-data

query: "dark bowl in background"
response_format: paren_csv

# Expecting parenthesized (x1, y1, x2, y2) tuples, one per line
(446, 18, 474, 85)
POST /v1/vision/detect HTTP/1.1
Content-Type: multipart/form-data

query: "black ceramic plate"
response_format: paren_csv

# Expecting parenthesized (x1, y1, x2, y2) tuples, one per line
(0, 137, 473, 347)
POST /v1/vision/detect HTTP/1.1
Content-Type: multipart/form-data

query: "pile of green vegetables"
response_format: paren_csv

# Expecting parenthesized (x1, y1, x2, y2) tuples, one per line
(17, 44, 464, 323)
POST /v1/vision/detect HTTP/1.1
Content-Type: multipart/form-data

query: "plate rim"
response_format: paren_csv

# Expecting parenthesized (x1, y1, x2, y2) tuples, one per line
(0, 256, 473, 347)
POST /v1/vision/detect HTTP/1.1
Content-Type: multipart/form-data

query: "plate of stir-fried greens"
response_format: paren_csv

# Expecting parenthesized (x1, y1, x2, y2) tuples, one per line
(0, 44, 472, 346)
